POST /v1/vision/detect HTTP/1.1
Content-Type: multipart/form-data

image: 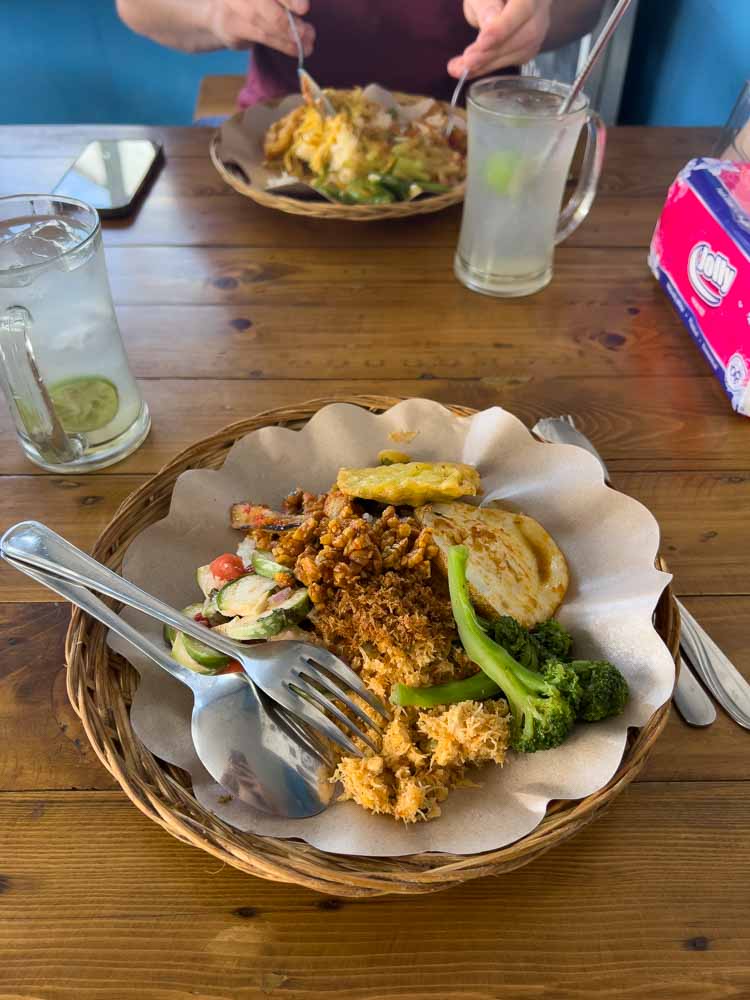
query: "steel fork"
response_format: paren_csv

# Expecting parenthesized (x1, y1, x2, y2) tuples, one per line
(1, 521, 390, 757)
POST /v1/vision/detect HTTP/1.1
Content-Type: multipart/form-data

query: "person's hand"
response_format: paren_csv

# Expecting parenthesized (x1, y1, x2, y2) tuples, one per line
(208, 0, 314, 57)
(449, 0, 552, 78)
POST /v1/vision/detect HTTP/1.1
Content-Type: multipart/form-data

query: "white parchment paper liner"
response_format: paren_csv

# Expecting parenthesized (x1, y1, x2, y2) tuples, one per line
(109, 399, 674, 857)
(215, 83, 464, 200)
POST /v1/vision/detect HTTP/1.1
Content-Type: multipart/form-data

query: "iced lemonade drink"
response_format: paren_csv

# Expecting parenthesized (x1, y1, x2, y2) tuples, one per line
(0, 196, 149, 471)
(455, 77, 605, 298)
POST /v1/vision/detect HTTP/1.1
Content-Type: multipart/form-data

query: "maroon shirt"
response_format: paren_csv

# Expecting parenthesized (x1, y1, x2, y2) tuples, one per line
(238, 1, 479, 107)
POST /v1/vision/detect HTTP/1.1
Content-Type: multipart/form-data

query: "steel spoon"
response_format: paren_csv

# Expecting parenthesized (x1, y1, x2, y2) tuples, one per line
(2, 553, 335, 818)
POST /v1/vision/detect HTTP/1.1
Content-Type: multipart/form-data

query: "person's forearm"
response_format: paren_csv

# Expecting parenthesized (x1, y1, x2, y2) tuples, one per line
(542, 0, 607, 51)
(116, 0, 220, 52)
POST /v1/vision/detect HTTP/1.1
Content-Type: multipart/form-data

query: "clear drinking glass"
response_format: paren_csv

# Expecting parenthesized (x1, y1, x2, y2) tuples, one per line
(455, 76, 607, 297)
(0, 195, 150, 472)
(714, 79, 750, 161)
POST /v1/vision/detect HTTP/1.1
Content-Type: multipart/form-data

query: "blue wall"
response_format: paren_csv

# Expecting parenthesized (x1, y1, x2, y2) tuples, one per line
(621, 0, 748, 126)
(3, 0, 746, 126)
(1, 0, 247, 125)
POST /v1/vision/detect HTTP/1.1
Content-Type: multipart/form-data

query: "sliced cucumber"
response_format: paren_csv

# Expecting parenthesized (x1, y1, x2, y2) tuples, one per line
(196, 564, 224, 598)
(202, 591, 221, 619)
(182, 633, 231, 672)
(251, 549, 291, 580)
(171, 632, 215, 675)
(216, 573, 276, 617)
(215, 588, 311, 641)
(163, 602, 203, 649)
(275, 587, 311, 625)
(214, 616, 277, 641)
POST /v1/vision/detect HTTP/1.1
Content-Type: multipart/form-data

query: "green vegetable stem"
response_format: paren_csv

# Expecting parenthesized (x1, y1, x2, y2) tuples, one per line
(390, 548, 629, 739)
(447, 545, 576, 752)
(391, 671, 499, 708)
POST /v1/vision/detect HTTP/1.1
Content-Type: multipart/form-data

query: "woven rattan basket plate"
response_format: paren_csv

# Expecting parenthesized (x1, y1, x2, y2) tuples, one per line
(210, 94, 466, 221)
(66, 395, 678, 897)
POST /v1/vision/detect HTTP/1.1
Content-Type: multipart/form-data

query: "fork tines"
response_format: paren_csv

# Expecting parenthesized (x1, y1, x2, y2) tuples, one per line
(288, 650, 391, 758)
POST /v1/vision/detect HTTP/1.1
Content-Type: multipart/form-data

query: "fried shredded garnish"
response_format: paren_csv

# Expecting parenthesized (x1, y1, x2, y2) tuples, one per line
(333, 702, 509, 823)
(254, 492, 439, 607)
(417, 701, 510, 768)
(313, 570, 464, 696)
(231, 481, 515, 824)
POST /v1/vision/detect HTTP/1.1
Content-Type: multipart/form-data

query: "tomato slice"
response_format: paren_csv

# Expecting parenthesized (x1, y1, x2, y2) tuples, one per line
(222, 660, 244, 674)
(209, 553, 246, 582)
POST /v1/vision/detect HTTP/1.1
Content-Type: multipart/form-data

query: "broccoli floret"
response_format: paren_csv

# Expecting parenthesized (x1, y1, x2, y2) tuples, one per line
(491, 616, 541, 670)
(531, 619, 573, 661)
(568, 660, 629, 721)
(541, 660, 583, 711)
(447, 546, 577, 753)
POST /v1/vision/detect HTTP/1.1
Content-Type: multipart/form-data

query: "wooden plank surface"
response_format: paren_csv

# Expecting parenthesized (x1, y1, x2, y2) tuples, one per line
(2, 467, 750, 600)
(0, 596, 745, 794)
(1, 377, 748, 478)
(0, 127, 719, 250)
(0, 784, 748, 999)
(1, 124, 748, 998)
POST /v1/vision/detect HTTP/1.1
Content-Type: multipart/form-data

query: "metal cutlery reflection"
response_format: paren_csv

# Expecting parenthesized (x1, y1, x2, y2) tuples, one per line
(2, 552, 335, 818)
(445, 69, 468, 139)
(675, 655, 718, 727)
(531, 415, 724, 729)
(679, 601, 750, 729)
(284, 6, 335, 118)
(1, 521, 390, 758)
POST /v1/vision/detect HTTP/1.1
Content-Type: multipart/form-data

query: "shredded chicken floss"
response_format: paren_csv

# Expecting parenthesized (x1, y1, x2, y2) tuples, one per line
(249, 489, 510, 823)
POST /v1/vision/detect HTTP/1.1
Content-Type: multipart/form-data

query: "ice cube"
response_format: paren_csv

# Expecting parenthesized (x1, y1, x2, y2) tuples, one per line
(482, 87, 564, 117)
(0, 217, 87, 267)
(0, 216, 92, 285)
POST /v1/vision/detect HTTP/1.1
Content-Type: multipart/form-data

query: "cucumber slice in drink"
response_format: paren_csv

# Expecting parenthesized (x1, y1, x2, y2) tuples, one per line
(485, 151, 526, 196)
(48, 376, 119, 433)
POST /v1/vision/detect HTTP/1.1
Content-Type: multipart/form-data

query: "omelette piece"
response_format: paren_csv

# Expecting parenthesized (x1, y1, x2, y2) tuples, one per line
(337, 462, 480, 506)
(416, 502, 568, 626)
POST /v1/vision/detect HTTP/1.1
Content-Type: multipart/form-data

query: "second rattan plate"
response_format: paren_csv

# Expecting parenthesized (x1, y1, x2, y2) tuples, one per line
(65, 395, 678, 897)
(210, 93, 466, 221)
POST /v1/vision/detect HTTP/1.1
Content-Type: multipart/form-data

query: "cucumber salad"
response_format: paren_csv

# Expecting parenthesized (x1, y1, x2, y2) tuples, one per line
(165, 543, 311, 675)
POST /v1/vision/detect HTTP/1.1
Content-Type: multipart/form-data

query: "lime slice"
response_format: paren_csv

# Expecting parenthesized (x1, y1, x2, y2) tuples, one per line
(49, 376, 119, 433)
(485, 151, 526, 196)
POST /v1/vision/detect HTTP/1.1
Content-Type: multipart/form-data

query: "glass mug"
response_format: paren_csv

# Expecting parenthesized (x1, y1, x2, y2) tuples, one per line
(0, 195, 150, 472)
(455, 76, 607, 297)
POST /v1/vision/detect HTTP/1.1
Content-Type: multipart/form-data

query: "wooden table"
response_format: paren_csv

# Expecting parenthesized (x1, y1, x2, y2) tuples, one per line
(1, 126, 748, 999)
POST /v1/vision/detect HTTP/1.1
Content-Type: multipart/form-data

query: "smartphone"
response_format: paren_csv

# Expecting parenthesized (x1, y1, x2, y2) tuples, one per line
(52, 139, 163, 218)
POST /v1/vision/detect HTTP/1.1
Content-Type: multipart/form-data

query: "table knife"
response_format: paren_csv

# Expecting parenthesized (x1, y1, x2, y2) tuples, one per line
(678, 598, 750, 729)
(530, 416, 740, 729)
(674, 655, 717, 726)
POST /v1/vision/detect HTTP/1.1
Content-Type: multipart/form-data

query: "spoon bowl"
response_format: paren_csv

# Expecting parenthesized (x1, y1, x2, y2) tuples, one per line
(1, 551, 336, 818)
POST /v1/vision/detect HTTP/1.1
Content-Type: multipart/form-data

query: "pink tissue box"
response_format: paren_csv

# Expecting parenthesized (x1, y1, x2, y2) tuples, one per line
(649, 157, 750, 417)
